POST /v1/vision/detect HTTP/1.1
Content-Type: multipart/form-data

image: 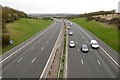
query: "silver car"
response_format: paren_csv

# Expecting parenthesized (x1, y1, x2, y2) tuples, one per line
(69, 31, 73, 35)
(69, 41, 75, 48)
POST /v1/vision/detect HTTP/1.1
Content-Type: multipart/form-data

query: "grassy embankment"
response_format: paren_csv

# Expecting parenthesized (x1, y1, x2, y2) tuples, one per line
(2, 18, 53, 54)
(71, 18, 119, 53)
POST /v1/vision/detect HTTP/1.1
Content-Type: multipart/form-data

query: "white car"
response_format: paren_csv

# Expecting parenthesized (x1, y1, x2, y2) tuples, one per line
(90, 40, 99, 49)
(69, 41, 75, 48)
(69, 31, 73, 35)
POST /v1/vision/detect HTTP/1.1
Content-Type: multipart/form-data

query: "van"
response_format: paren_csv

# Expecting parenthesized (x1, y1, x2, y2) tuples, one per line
(90, 40, 99, 49)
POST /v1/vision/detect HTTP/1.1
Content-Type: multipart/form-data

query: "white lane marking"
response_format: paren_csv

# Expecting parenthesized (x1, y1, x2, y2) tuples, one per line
(0, 25, 53, 64)
(97, 60, 101, 65)
(100, 46, 120, 67)
(74, 22, 120, 67)
(64, 29, 68, 78)
(39, 41, 40, 43)
(47, 41, 49, 43)
(31, 47, 34, 49)
(32, 58, 36, 63)
(81, 59, 84, 64)
(78, 48, 80, 51)
(0, 76, 2, 79)
(41, 47, 44, 51)
(40, 22, 63, 78)
(18, 57, 23, 62)
(90, 49, 92, 51)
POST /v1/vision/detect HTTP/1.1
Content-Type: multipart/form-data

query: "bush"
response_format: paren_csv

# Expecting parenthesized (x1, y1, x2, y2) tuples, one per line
(109, 18, 120, 25)
(2, 33, 10, 47)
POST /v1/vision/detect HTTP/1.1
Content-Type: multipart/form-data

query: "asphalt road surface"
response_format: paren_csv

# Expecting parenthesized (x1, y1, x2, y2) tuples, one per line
(1, 21, 62, 78)
(66, 21, 119, 78)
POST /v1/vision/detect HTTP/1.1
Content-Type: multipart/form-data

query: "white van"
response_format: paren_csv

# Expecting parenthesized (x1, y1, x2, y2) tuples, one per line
(90, 40, 99, 49)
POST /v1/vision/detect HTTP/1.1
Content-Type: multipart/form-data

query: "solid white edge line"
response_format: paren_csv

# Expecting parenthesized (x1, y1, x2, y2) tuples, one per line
(100, 46, 120, 67)
(64, 25, 68, 78)
(18, 57, 23, 62)
(32, 58, 36, 63)
(40, 22, 63, 79)
(97, 60, 101, 65)
(72, 21, 120, 67)
(0, 23, 54, 64)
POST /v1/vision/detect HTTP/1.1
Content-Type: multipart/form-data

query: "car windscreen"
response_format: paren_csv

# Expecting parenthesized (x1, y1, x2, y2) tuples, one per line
(83, 45, 88, 49)
(93, 43, 98, 45)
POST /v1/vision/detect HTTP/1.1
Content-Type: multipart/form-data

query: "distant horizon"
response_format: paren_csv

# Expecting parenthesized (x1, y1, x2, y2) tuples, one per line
(1, 4, 118, 15)
(0, 0, 119, 14)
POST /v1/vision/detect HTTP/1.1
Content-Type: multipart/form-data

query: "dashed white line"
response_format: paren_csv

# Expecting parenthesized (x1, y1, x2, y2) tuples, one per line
(97, 60, 101, 65)
(0, 25, 53, 64)
(47, 41, 49, 43)
(39, 41, 40, 43)
(40, 22, 63, 78)
(41, 47, 44, 51)
(78, 48, 80, 51)
(0, 76, 2, 79)
(31, 47, 34, 49)
(74, 23, 120, 67)
(18, 57, 23, 62)
(81, 59, 84, 64)
(90, 49, 92, 51)
(32, 58, 36, 63)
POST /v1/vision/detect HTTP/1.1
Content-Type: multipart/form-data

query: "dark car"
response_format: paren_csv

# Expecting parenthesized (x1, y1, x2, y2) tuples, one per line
(81, 44, 89, 52)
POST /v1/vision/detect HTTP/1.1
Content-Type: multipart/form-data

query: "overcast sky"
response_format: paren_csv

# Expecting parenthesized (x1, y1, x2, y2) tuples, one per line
(0, 0, 120, 14)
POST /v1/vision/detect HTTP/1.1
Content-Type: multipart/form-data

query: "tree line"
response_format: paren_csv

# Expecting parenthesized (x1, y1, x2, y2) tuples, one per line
(70, 10, 120, 29)
(84, 10, 120, 29)
(1, 5, 28, 47)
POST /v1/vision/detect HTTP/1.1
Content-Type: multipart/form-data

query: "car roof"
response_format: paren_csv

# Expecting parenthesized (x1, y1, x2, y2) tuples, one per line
(91, 40, 97, 42)
(82, 44, 88, 47)
(70, 41, 74, 42)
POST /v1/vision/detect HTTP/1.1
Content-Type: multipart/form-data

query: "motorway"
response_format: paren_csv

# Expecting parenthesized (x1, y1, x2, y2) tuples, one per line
(66, 21, 119, 78)
(1, 21, 62, 78)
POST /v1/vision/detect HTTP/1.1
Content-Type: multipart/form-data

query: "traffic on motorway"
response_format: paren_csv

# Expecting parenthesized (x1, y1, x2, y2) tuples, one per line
(66, 21, 118, 78)
(68, 22, 99, 53)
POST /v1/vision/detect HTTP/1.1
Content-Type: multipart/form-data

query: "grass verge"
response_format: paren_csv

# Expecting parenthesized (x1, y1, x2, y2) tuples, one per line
(2, 18, 53, 54)
(71, 18, 119, 53)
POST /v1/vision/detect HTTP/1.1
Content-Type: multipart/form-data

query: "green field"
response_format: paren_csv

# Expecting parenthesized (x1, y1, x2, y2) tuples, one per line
(71, 18, 119, 53)
(2, 18, 53, 54)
